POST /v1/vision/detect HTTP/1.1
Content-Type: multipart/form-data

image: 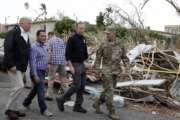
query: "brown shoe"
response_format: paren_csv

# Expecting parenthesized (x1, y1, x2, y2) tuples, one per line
(5, 110, 19, 120)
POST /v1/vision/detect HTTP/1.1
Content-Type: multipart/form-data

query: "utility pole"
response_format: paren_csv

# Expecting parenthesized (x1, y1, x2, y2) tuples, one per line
(5, 16, 10, 32)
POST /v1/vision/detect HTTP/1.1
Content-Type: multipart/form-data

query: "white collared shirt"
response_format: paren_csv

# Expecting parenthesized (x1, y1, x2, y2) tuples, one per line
(20, 27, 29, 42)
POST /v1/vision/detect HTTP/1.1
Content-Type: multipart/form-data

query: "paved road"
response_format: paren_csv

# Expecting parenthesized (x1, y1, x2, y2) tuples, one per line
(0, 72, 179, 120)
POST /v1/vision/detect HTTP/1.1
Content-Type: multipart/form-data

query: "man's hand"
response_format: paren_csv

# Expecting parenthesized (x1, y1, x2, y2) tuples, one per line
(67, 61, 75, 74)
(32, 76, 40, 84)
(98, 71, 103, 79)
(9, 66, 17, 74)
(69, 64, 75, 74)
(48, 64, 51, 70)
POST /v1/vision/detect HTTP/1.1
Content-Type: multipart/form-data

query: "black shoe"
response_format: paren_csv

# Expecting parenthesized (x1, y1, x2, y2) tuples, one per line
(15, 111, 26, 117)
(56, 97, 64, 112)
(24, 86, 32, 89)
(45, 96, 53, 101)
(73, 106, 87, 113)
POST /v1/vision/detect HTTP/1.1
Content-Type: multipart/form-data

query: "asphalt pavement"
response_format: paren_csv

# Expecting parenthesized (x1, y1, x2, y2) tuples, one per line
(0, 72, 179, 120)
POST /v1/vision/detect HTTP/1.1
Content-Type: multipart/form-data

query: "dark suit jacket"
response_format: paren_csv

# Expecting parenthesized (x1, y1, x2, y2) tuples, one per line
(3, 25, 31, 72)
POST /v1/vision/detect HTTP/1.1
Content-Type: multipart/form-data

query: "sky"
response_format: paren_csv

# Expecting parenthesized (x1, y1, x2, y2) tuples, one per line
(0, 0, 180, 31)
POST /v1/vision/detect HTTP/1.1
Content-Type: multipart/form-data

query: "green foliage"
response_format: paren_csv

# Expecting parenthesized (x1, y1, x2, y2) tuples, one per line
(0, 32, 6, 38)
(96, 7, 115, 29)
(96, 12, 105, 30)
(116, 26, 129, 38)
(149, 31, 169, 41)
(84, 22, 97, 33)
(55, 16, 76, 34)
(104, 7, 114, 26)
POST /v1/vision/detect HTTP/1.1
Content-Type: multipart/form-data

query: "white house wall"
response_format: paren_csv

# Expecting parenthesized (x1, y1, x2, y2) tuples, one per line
(6, 22, 56, 43)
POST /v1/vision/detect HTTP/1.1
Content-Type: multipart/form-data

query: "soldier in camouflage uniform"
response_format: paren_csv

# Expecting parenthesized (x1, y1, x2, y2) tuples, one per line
(92, 26, 126, 120)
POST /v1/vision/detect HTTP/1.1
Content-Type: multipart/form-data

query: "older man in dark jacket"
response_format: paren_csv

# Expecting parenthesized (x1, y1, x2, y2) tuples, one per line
(3, 17, 32, 120)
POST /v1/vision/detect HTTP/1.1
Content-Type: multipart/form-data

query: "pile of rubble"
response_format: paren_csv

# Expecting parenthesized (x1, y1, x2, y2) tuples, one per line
(115, 44, 180, 110)
(85, 43, 180, 112)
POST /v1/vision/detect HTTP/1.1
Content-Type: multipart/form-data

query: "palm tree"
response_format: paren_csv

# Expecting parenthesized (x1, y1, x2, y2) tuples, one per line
(24, 2, 47, 31)
(40, 3, 47, 31)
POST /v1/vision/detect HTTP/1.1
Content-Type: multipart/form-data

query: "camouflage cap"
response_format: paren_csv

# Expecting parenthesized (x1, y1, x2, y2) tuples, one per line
(104, 25, 116, 33)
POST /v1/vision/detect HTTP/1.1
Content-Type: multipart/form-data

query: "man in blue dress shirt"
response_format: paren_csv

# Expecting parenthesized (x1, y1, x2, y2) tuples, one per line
(22, 30, 53, 117)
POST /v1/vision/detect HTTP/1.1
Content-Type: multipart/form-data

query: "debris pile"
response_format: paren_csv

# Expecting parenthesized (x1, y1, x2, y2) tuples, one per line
(85, 43, 180, 112)
(115, 44, 180, 110)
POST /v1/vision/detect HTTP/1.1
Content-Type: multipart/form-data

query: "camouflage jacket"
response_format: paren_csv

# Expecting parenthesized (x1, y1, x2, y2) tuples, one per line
(94, 39, 126, 75)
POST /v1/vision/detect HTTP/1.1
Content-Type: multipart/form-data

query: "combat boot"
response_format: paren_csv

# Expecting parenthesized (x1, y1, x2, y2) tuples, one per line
(108, 113, 120, 120)
(92, 102, 102, 114)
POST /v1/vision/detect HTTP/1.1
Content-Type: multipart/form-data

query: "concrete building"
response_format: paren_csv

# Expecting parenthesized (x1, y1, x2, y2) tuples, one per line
(151, 30, 177, 38)
(5, 20, 57, 41)
(164, 25, 180, 34)
(0, 24, 6, 33)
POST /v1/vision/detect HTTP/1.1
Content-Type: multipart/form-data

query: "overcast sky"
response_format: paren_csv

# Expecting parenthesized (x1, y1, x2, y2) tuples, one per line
(0, 0, 180, 31)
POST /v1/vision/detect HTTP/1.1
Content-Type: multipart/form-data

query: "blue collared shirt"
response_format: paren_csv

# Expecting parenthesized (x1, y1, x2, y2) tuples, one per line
(48, 36, 66, 65)
(30, 41, 48, 77)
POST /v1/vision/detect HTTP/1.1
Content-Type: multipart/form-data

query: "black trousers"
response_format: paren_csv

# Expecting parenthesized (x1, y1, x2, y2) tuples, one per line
(61, 63, 86, 107)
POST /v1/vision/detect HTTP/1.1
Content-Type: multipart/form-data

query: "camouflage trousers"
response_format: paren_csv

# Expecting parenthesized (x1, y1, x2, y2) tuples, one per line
(94, 73, 116, 114)
(94, 89, 115, 114)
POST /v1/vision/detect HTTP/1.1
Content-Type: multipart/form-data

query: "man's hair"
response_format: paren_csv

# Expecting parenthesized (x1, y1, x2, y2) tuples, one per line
(36, 29, 45, 36)
(75, 21, 84, 28)
(19, 17, 32, 24)
(48, 31, 54, 36)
